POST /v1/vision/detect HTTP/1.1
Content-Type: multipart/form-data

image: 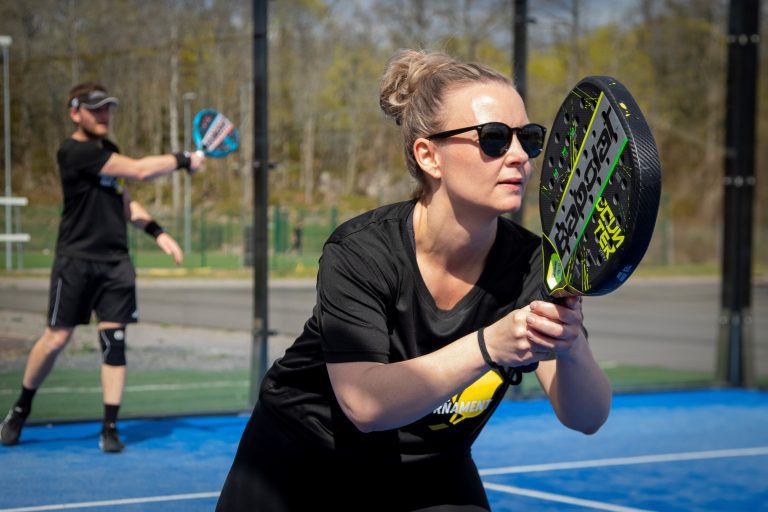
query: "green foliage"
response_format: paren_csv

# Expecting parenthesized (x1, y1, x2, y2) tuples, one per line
(0, 0, 764, 268)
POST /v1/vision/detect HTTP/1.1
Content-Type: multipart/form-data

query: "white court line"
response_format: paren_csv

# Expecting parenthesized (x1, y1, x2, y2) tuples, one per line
(0, 492, 220, 512)
(478, 446, 768, 476)
(1, 449, 765, 512)
(480, 447, 768, 511)
(0, 381, 247, 395)
(482, 482, 654, 512)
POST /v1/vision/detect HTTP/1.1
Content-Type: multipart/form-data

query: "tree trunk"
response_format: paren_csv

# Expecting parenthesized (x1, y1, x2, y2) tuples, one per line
(302, 116, 315, 204)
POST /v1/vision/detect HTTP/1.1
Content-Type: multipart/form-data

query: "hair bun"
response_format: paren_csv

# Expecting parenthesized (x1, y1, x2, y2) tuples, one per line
(379, 49, 454, 126)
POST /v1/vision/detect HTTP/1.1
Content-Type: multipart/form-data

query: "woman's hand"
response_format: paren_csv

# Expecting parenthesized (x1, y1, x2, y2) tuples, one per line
(483, 296, 584, 367)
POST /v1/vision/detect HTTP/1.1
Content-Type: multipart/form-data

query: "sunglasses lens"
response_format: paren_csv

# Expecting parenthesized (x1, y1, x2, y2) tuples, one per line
(478, 123, 545, 158)
(518, 124, 545, 158)
(478, 123, 512, 157)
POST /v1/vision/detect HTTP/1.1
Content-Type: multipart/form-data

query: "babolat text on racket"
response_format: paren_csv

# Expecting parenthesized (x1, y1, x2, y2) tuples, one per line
(192, 109, 240, 158)
(539, 76, 661, 298)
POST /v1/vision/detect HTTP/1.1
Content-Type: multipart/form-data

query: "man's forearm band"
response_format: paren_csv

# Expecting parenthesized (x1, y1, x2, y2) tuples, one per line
(144, 220, 165, 239)
(174, 151, 192, 171)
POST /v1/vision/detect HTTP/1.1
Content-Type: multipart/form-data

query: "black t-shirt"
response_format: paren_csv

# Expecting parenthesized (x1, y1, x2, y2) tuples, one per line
(55, 138, 129, 261)
(259, 200, 544, 464)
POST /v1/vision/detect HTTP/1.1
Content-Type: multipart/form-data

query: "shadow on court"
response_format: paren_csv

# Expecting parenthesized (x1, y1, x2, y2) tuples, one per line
(1, 389, 766, 512)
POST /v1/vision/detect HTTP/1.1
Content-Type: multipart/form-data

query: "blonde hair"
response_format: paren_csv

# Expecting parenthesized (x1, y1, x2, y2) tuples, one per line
(379, 49, 515, 198)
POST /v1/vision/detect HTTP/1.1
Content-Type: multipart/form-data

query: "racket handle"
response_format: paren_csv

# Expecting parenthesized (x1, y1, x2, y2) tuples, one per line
(537, 285, 570, 305)
(195, 150, 205, 158)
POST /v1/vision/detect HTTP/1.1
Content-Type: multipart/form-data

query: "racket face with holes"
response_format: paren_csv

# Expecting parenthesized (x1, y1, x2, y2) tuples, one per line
(193, 109, 240, 157)
(539, 76, 661, 297)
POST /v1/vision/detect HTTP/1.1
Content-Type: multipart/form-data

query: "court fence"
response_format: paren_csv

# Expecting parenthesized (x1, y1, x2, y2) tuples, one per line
(1, 203, 766, 423)
(0, 204, 343, 276)
(1, 201, 766, 276)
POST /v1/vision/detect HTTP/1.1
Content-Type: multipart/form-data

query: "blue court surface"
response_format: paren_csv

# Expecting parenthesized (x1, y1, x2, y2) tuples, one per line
(1, 388, 766, 512)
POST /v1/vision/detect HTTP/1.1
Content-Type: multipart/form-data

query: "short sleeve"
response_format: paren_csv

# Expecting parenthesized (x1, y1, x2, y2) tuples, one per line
(57, 140, 115, 179)
(317, 240, 392, 364)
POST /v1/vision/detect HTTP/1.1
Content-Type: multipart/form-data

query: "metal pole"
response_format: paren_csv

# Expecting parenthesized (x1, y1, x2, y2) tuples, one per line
(183, 92, 196, 255)
(509, 4, 529, 393)
(513, 0, 528, 102)
(1, 36, 12, 271)
(716, 0, 759, 387)
(15, 204, 22, 269)
(250, 0, 269, 405)
(510, 0, 527, 226)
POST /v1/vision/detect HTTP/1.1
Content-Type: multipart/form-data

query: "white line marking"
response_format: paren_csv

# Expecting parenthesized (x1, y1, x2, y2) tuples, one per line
(482, 482, 654, 512)
(479, 446, 768, 476)
(0, 492, 219, 512)
(0, 381, 247, 395)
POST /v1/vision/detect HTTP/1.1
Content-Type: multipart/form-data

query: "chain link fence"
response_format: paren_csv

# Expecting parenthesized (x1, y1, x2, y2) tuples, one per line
(3, 200, 766, 275)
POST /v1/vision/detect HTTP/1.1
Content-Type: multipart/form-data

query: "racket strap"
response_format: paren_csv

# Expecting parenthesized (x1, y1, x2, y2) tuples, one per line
(478, 328, 536, 386)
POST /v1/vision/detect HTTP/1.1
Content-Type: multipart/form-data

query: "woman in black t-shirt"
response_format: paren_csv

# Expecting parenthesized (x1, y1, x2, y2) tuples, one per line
(216, 49, 611, 512)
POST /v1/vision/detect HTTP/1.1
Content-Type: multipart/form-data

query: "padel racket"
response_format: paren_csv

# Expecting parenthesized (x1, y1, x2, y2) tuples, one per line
(192, 109, 240, 158)
(539, 76, 661, 299)
(516, 76, 661, 376)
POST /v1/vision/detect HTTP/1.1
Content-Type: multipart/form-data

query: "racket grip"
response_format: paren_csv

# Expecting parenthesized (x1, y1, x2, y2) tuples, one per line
(183, 150, 205, 176)
(537, 285, 570, 305)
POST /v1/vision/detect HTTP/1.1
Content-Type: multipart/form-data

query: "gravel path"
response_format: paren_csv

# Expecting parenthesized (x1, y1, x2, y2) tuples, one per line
(0, 310, 294, 372)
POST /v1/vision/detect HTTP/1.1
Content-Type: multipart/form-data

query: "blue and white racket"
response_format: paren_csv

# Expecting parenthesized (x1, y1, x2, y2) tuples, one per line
(192, 109, 240, 158)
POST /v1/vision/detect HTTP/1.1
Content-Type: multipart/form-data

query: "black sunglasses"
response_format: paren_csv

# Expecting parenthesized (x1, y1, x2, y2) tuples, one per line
(427, 122, 547, 158)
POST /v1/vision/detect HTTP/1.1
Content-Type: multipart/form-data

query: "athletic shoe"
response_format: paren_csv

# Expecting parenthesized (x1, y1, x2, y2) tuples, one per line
(0, 406, 26, 446)
(99, 423, 125, 453)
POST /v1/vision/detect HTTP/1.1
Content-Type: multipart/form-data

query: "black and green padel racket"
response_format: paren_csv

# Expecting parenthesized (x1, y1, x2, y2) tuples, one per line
(539, 76, 662, 299)
(515, 76, 662, 376)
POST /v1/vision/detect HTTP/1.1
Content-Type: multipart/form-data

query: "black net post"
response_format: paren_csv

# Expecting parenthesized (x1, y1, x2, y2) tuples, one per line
(513, 0, 528, 102)
(716, 0, 760, 387)
(250, 0, 269, 405)
(509, 0, 528, 227)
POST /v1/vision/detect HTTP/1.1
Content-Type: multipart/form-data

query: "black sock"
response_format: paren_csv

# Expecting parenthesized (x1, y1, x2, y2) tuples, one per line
(14, 386, 36, 418)
(103, 404, 120, 428)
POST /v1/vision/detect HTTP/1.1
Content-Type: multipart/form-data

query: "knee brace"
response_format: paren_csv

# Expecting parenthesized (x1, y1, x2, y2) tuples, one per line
(99, 328, 127, 366)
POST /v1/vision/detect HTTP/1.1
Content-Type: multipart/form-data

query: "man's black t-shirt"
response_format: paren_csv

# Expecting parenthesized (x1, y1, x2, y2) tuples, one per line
(55, 138, 128, 261)
(259, 200, 544, 464)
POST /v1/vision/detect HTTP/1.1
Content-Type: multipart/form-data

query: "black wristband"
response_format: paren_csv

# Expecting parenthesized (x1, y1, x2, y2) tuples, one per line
(144, 220, 165, 239)
(477, 327, 505, 374)
(174, 151, 192, 171)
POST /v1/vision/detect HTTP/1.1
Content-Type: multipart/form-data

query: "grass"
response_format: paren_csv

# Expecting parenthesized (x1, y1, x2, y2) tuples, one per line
(3, 244, 768, 281)
(506, 364, 719, 398)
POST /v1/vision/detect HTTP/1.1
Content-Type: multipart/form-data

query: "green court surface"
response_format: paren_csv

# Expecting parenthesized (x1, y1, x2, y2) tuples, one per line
(0, 368, 250, 421)
(0, 365, 715, 422)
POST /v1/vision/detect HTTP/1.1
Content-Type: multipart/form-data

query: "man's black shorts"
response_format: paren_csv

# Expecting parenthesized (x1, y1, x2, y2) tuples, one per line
(47, 256, 138, 327)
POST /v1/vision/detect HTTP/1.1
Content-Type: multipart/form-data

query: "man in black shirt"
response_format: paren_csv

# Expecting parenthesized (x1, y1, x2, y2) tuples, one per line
(0, 82, 204, 452)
